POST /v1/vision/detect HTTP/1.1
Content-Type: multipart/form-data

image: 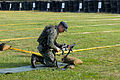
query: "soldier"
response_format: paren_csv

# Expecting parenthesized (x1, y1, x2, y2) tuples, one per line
(31, 21, 68, 68)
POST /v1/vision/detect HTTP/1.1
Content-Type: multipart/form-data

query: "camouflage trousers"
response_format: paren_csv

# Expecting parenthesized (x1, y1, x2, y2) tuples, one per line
(37, 45, 57, 67)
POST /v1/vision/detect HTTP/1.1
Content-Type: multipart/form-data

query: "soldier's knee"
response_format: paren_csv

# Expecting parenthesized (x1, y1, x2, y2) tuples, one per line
(43, 58, 57, 67)
(44, 62, 56, 67)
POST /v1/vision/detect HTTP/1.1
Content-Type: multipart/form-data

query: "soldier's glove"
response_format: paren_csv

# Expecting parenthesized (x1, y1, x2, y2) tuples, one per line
(61, 44, 69, 55)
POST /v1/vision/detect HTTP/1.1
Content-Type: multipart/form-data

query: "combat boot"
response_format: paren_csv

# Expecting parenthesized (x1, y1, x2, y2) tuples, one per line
(31, 54, 37, 68)
(31, 54, 44, 68)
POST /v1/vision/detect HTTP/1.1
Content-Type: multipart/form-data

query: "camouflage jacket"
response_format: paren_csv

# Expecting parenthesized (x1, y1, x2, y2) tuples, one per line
(37, 25, 62, 51)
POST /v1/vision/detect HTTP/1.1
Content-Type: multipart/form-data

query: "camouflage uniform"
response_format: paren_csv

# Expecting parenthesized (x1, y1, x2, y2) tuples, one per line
(37, 25, 62, 67)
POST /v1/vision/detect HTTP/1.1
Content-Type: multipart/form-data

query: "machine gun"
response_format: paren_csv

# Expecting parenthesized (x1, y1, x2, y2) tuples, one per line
(61, 43, 80, 58)
(61, 43, 83, 67)
(52, 43, 79, 68)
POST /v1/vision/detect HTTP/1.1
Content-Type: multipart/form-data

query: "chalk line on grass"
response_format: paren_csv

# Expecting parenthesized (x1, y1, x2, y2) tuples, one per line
(0, 30, 120, 42)
(0, 37, 38, 42)
(0, 28, 43, 32)
(0, 26, 83, 32)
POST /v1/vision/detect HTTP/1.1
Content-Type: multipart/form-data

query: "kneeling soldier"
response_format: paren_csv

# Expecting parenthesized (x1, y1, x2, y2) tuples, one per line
(31, 21, 68, 68)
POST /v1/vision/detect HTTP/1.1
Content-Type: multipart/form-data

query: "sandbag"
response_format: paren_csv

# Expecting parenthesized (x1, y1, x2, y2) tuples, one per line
(64, 64, 75, 69)
(62, 56, 83, 65)
(0, 43, 11, 51)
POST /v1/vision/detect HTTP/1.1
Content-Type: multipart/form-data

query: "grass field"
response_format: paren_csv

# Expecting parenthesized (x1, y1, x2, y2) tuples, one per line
(0, 11, 120, 80)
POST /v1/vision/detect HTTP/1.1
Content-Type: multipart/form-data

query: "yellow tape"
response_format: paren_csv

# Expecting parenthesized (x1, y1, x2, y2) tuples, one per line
(71, 44, 120, 53)
(9, 44, 120, 56)
(10, 47, 42, 56)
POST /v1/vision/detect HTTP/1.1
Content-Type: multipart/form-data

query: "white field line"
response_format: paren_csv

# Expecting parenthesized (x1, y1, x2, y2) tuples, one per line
(0, 17, 120, 27)
(0, 26, 83, 32)
(0, 23, 120, 32)
(63, 30, 120, 35)
(0, 23, 119, 32)
(92, 16, 120, 18)
(0, 30, 120, 42)
(92, 23, 120, 26)
(67, 18, 120, 22)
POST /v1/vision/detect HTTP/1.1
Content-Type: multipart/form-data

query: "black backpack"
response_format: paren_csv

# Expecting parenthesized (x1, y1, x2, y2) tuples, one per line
(37, 25, 54, 44)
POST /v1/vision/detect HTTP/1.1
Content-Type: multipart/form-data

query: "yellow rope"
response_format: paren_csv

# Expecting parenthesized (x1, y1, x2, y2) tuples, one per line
(71, 44, 120, 53)
(9, 44, 120, 56)
(10, 47, 42, 56)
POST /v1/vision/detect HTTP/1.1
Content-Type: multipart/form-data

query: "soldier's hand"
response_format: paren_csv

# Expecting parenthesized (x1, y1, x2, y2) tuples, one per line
(68, 45, 71, 50)
(57, 48, 60, 52)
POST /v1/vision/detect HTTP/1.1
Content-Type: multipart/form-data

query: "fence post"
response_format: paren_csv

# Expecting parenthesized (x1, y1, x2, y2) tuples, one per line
(32, 2, 35, 10)
(19, 3, 22, 11)
(47, 2, 50, 11)
(61, 2, 65, 12)
(78, 2, 82, 12)
(98, 1, 102, 12)
(117, 0, 120, 14)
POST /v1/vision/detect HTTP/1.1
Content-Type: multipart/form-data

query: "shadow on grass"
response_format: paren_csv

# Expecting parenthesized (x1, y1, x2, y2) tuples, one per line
(13, 55, 31, 58)
(0, 62, 30, 69)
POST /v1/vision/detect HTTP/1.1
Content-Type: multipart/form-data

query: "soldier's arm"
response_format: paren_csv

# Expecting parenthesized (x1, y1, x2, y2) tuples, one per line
(47, 28, 58, 51)
(55, 41, 63, 48)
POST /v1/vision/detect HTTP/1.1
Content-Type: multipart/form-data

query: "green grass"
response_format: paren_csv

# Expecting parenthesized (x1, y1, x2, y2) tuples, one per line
(0, 11, 120, 80)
